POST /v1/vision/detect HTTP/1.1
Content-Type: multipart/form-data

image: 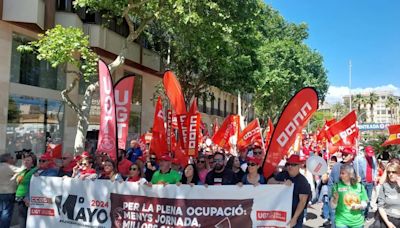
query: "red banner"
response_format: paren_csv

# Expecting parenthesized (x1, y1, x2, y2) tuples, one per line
(177, 114, 188, 149)
(97, 60, 117, 161)
(212, 115, 240, 149)
(263, 88, 319, 179)
(317, 118, 336, 142)
(212, 119, 219, 136)
(166, 110, 173, 152)
(186, 113, 201, 157)
(327, 111, 359, 146)
(150, 97, 168, 158)
(237, 119, 262, 149)
(163, 71, 187, 115)
(114, 76, 135, 150)
(382, 124, 400, 146)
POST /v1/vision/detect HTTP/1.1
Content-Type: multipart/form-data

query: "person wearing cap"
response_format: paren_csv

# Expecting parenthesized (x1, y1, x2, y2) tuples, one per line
(35, 153, 59, 177)
(151, 155, 181, 185)
(354, 145, 378, 219)
(205, 152, 238, 185)
(240, 156, 266, 185)
(268, 154, 311, 228)
(328, 147, 357, 227)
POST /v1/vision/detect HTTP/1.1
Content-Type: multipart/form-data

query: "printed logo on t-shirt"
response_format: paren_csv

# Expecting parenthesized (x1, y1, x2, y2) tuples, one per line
(214, 178, 222, 185)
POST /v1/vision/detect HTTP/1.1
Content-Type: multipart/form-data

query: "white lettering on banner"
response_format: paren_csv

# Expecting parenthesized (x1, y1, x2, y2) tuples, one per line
(188, 115, 198, 154)
(277, 102, 312, 147)
(167, 111, 172, 151)
(243, 128, 260, 141)
(180, 115, 187, 145)
(338, 124, 357, 141)
(27, 177, 293, 228)
(115, 90, 129, 143)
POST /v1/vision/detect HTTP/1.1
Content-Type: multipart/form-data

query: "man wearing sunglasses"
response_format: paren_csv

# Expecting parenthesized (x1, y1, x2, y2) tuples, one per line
(205, 152, 237, 185)
(57, 152, 75, 177)
(268, 154, 311, 228)
(35, 153, 58, 177)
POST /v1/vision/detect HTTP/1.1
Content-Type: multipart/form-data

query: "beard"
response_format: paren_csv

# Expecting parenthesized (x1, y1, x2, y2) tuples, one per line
(214, 164, 224, 171)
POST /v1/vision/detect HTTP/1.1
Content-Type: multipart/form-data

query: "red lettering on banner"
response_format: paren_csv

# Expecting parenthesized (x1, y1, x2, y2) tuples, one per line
(30, 208, 55, 216)
(31, 196, 52, 204)
(256, 211, 287, 222)
(277, 102, 312, 147)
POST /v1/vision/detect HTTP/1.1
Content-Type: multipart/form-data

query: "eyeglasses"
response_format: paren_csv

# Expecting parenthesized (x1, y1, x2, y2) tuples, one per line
(81, 163, 88, 166)
(130, 167, 138, 171)
(214, 159, 224, 163)
(387, 171, 397, 175)
(198, 160, 206, 163)
(248, 163, 258, 167)
(286, 163, 298, 167)
(39, 160, 47, 163)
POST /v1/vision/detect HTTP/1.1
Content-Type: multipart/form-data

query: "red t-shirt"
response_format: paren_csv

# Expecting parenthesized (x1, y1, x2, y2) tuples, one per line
(365, 157, 373, 183)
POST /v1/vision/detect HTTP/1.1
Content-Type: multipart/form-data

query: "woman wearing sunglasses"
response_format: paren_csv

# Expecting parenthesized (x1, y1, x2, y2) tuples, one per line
(97, 158, 123, 182)
(126, 162, 147, 184)
(240, 156, 266, 186)
(72, 157, 97, 180)
(374, 162, 400, 228)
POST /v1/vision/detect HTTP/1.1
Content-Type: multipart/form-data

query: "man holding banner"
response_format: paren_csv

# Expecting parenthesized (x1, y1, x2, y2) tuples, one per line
(268, 155, 312, 228)
(205, 152, 237, 185)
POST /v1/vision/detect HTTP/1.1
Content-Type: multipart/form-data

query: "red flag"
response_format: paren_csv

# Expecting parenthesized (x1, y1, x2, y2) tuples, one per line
(138, 134, 147, 152)
(177, 114, 188, 149)
(327, 111, 359, 146)
(263, 87, 319, 179)
(382, 125, 400, 146)
(212, 119, 219, 136)
(114, 76, 135, 150)
(328, 143, 340, 154)
(317, 118, 336, 142)
(150, 97, 168, 158)
(237, 119, 262, 149)
(97, 60, 117, 161)
(189, 99, 198, 114)
(212, 115, 240, 149)
(163, 71, 187, 115)
(166, 110, 173, 152)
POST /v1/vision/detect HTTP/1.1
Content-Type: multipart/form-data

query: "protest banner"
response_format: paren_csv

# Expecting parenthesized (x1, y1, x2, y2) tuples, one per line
(28, 177, 293, 228)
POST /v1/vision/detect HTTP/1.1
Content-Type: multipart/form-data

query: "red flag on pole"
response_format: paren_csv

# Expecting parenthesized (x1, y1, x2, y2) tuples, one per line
(317, 118, 336, 142)
(114, 76, 135, 150)
(97, 60, 118, 161)
(327, 111, 359, 146)
(212, 115, 240, 149)
(382, 125, 400, 146)
(150, 97, 168, 158)
(237, 119, 262, 150)
(212, 119, 219, 136)
(163, 71, 187, 115)
(262, 87, 319, 179)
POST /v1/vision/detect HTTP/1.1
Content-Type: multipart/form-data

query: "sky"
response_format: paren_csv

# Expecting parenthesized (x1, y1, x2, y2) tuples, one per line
(266, 0, 400, 103)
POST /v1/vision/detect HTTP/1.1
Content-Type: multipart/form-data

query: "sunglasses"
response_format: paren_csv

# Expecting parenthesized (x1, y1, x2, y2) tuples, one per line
(198, 160, 206, 163)
(130, 167, 138, 171)
(61, 157, 71, 160)
(387, 171, 397, 175)
(39, 160, 48, 163)
(150, 157, 156, 160)
(81, 163, 88, 166)
(286, 163, 298, 167)
(253, 152, 262, 155)
(248, 163, 258, 167)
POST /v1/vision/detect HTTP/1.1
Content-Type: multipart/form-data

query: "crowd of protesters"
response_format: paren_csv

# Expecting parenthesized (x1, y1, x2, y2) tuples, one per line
(0, 136, 399, 228)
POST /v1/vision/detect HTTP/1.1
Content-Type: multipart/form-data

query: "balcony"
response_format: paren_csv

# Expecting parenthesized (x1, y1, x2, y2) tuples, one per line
(3, 0, 45, 29)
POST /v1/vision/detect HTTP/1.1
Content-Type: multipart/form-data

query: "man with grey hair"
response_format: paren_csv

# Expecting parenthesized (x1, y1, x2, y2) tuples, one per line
(0, 153, 19, 227)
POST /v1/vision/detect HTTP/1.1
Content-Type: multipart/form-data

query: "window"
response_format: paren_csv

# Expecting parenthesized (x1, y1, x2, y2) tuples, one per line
(11, 34, 65, 91)
(231, 102, 234, 114)
(6, 95, 64, 155)
(217, 98, 221, 116)
(224, 100, 227, 117)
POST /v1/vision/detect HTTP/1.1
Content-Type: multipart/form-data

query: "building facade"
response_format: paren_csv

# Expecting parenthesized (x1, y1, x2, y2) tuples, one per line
(0, 0, 253, 154)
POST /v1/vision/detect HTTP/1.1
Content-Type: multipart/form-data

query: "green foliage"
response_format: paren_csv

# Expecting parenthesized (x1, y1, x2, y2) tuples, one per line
(362, 134, 400, 160)
(17, 25, 98, 81)
(308, 111, 334, 132)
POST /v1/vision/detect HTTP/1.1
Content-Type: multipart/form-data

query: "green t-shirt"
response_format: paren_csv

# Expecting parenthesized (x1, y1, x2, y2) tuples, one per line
(151, 169, 181, 184)
(333, 181, 368, 227)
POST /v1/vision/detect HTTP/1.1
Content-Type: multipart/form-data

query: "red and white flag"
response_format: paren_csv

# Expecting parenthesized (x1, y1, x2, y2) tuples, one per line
(212, 119, 219, 136)
(97, 60, 117, 161)
(263, 88, 319, 179)
(382, 125, 400, 146)
(114, 76, 135, 150)
(150, 97, 168, 158)
(317, 118, 336, 142)
(163, 71, 187, 115)
(212, 115, 240, 150)
(237, 119, 262, 150)
(327, 111, 359, 146)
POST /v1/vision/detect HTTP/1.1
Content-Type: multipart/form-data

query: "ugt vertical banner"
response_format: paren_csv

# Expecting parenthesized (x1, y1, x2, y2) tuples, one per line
(114, 76, 135, 150)
(97, 60, 118, 161)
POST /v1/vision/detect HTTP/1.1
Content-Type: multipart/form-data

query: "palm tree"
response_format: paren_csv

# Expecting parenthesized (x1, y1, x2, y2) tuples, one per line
(353, 93, 365, 114)
(331, 102, 346, 119)
(367, 92, 379, 122)
(385, 96, 399, 123)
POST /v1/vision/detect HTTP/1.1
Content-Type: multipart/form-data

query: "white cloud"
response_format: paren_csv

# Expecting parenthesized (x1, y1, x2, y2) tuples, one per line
(325, 84, 400, 104)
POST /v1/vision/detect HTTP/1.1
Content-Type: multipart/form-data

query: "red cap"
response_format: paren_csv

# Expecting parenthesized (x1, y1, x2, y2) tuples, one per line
(341, 147, 356, 155)
(40, 153, 53, 160)
(247, 156, 261, 165)
(365, 146, 374, 157)
(160, 154, 172, 161)
(286, 154, 305, 165)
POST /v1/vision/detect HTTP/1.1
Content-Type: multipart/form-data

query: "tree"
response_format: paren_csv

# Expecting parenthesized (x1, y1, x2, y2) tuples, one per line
(362, 134, 400, 160)
(308, 110, 333, 133)
(385, 95, 399, 123)
(367, 92, 379, 122)
(353, 93, 367, 122)
(331, 102, 346, 119)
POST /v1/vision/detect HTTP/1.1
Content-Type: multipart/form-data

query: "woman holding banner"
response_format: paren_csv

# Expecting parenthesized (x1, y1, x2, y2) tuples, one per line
(180, 164, 200, 186)
(126, 162, 147, 184)
(331, 164, 368, 228)
(97, 158, 123, 182)
(240, 157, 266, 185)
(72, 157, 97, 180)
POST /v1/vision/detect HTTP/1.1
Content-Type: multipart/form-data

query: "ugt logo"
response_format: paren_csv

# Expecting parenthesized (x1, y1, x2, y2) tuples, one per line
(55, 195, 108, 224)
